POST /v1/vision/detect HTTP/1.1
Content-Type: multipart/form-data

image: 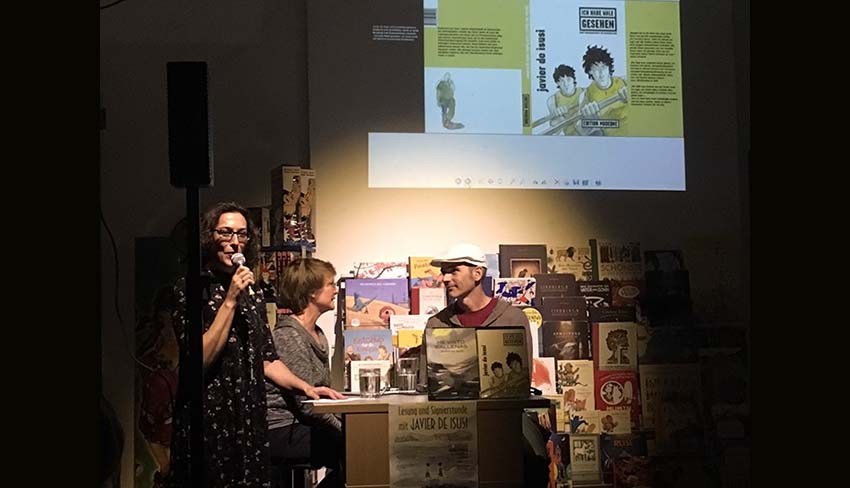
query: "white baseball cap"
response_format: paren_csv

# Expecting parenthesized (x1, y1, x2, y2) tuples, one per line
(430, 243, 487, 268)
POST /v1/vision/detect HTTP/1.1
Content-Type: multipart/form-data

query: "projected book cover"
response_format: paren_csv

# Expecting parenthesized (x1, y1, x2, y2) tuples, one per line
(423, 0, 682, 138)
(364, 0, 686, 190)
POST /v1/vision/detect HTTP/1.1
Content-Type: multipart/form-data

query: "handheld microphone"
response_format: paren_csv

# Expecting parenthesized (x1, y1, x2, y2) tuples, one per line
(230, 253, 255, 296)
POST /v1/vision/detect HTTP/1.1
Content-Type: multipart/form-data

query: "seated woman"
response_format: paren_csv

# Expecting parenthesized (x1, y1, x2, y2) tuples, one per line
(266, 258, 344, 488)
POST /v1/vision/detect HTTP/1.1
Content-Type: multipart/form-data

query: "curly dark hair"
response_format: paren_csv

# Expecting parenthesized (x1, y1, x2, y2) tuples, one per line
(200, 202, 260, 267)
(552, 64, 576, 83)
(582, 45, 614, 78)
(506, 352, 523, 367)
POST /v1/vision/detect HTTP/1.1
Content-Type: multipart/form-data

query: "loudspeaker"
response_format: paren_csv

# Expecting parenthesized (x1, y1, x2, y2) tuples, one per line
(167, 62, 213, 187)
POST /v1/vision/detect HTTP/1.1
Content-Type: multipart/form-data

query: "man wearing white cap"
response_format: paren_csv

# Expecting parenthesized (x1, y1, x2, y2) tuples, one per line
(424, 243, 548, 486)
(426, 243, 532, 362)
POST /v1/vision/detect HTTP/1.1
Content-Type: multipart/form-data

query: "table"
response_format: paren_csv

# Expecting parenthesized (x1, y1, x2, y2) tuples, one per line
(313, 394, 550, 488)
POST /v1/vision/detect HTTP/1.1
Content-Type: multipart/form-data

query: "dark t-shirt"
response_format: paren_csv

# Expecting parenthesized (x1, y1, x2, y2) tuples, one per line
(458, 297, 500, 327)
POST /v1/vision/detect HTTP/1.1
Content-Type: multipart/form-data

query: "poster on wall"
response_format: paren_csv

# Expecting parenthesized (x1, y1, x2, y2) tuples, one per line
(389, 400, 479, 487)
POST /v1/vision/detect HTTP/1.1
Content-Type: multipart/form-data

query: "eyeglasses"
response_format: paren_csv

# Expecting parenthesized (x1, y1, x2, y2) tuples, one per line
(214, 228, 250, 242)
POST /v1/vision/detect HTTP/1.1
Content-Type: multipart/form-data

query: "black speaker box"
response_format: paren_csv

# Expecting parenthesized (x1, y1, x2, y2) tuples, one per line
(167, 62, 213, 187)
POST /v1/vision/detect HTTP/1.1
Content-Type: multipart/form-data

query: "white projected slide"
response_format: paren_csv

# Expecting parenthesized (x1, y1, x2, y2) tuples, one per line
(369, 0, 686, 190)
(369, 133, 685, 190)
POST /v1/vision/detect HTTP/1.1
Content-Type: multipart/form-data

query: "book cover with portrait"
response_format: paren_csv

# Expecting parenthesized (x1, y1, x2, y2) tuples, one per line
(477, 327, 530, 398)
(593, 321, 638, 371)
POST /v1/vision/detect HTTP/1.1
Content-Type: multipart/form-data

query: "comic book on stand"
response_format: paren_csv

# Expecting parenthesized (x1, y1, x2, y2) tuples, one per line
(344, 278, 410, 328)
(499, 244, 548, 278)
(547, 244, 593, 281)
(477, 327, 530, 398)
(425, 328, 479, 400)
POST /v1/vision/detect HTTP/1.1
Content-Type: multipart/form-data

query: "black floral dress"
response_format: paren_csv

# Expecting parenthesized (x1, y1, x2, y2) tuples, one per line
(168, 268, 278, 487)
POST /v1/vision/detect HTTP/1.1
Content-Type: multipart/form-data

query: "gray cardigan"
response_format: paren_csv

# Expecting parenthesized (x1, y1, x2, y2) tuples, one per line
(265, 314, 341, 431)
